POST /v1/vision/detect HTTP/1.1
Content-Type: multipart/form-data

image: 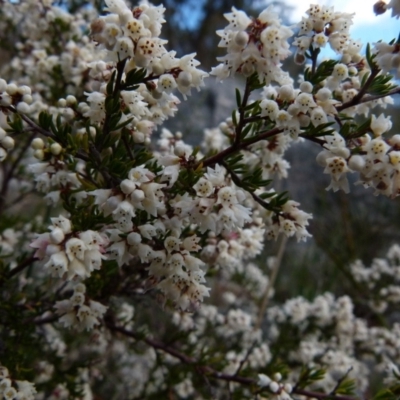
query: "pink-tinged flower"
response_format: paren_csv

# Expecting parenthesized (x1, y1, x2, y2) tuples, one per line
(30, 233, 50, 259)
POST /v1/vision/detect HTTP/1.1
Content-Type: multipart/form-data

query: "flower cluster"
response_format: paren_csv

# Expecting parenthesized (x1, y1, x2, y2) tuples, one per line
(350, 244, 400, 311)
(30, 216, 107, 279)
(83, 0, 207, 142)
(258, 373, 293, 399)
(211, 6, 293, 83)
(0, 366, 36, 400)
(374, 40, 400, 78)
(54, 283, 108, 331)
(293, 4, 356, 61)
(1, 0, 400, 399)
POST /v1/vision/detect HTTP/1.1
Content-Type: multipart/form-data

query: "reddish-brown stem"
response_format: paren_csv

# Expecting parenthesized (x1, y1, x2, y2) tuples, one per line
(107, 322, 360, 400)
(221, 160, 282, 213)
(201, 127, 282, 168)
(6, 106, 56, 139)
(0, 253, 37, 288)
(336, 69, 380, 112)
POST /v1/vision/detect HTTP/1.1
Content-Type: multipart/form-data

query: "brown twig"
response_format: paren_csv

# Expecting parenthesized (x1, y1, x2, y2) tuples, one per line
(7, 253, 37, 279)
(221, 160, 282, 213)
(201, 127, 282, 169)
(107, 322, 360, 400)
(0, 130, 37, 212)
(336, 70, 380, 112)
(6, 106, 56, 139)
(0, 253, 37, 288)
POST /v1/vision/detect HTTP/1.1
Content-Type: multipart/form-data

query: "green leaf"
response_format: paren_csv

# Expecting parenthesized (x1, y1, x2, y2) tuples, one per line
(125, 68, 147, 88)
(335, 378, 356, 395)
(241, 123, 253, 140)
(106, 70, 116, 95)
(235, 88, 242, 108)
(232, 110, 238, 127)
(374, 387, 400, 400)
(113, 117, 134, 131)
(296, 367, 326, 389)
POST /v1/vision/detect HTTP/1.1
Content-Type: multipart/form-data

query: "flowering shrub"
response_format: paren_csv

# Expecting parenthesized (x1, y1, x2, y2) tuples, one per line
(2, 0, 400, 398)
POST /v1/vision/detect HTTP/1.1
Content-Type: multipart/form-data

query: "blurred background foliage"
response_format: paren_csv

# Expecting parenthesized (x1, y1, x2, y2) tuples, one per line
(2, 0, 400, 317)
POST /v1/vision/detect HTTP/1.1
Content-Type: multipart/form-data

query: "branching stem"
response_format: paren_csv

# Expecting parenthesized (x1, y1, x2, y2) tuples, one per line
(107, 322, 360, 400)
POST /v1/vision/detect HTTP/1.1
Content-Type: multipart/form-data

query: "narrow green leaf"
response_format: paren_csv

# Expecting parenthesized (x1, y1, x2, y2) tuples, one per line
(235, 88, 242, 108)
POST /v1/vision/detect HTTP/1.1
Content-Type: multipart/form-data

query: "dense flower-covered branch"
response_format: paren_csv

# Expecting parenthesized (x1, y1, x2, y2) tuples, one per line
(1, 0, 400, 398)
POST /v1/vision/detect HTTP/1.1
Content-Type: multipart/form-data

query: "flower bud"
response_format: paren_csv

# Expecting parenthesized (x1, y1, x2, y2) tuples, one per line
(0, 79, 7, 92)
(50, 227, 65, 244)
(33, 149, 45, 160)
(16, 102, 31, 114)
(127, 231, 142, 245)
(0, 148, 7, 161)
(58, 98, 67, 107)
(300, 81, 313, 93)
(131, 189, 145, 202)
(0, 93, 11, 106)
(6, 83, 18, 95)
(66, 95, 77, 105)
(22, 94, 33, 104)
(18, 85, 31, 95)
(31, 138, 45, 150)
(75, 283, 86, 293)
(120, 179, 136, 195)
(269, 381, 279, 393)
(50, 143, 62, 155)
(234, 30, 249, 47)
(1, 136, 15, 150)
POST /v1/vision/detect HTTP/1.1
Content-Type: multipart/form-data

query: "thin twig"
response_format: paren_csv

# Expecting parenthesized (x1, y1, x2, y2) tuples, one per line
(336, 70, 381, 112)
(234, 342, 257, 376)
(299, 134, 326, 146)
(0, 131, 37, 211)
(4, 253, 37, 281)
(33, 313, 60, 325)
(6, 106, 56, 139)
(0, 253, 36, 288)
(107, 322, 360, 400)
(295, 388, 358, 400)
(201, 127, 282, 169)
(330, 367, 354, 396)
(221, 160, 282, 213)
(255, 234, 288, 330)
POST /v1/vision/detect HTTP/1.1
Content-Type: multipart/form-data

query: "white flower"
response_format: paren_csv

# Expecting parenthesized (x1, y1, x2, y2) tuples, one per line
(257, 374, 271, 387)
(216, 186, 237, 206)
(65, 238, 87, 262)
(50, 216, 72, 234)
(194, 178, 214, 197)
(45, 251, 69, 277)
(370, 113, 392, 137)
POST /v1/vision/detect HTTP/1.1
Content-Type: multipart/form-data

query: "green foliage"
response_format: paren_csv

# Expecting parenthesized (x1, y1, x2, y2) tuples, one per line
(339, 117, 372, 140)
(367, 73, 397, 96)
(366, 43, 379, 71)
(303, 121, 336, 137)
(6, 113, 23, 133)
(296, 367, 326, 389)
(334, 377, 357, 395)
(374, 386, 400, 400)
(123, 68, 148, 91)
(304, 59, 338, 86)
